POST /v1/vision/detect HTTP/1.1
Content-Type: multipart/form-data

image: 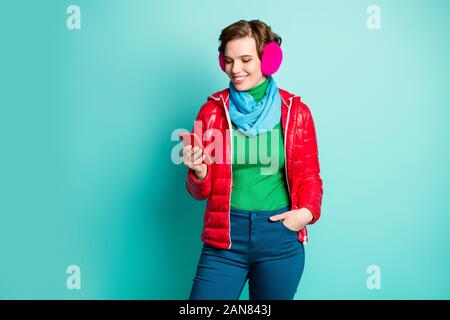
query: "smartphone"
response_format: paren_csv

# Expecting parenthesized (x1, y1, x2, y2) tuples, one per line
(178, 132, 213, 164)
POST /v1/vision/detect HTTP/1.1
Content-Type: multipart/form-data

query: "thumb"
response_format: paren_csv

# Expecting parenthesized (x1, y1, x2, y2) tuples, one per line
(269, 212, 288, 221)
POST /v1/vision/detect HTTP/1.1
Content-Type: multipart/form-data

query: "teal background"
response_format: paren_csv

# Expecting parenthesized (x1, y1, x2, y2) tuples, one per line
(0, 0, 449, 299)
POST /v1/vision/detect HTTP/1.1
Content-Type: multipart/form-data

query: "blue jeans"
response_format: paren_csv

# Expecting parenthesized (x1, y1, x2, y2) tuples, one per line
(189, 206, 305, 300)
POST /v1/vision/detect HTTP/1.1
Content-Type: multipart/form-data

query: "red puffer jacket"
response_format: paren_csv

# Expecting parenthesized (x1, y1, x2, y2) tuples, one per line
(186, 87, 323, 249)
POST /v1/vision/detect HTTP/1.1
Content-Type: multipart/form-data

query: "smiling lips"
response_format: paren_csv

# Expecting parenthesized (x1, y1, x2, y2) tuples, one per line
(232, 75, 248, 84)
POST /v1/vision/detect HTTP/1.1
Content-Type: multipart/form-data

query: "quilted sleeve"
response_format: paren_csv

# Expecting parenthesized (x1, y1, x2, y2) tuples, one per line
(185, 105, 213, 201)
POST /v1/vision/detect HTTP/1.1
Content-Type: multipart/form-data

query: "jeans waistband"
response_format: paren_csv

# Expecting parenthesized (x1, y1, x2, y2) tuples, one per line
(230, 206, 290, 215)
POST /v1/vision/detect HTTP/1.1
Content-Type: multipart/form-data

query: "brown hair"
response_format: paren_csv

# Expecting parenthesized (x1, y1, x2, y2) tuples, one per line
(218, 19, 282, 60)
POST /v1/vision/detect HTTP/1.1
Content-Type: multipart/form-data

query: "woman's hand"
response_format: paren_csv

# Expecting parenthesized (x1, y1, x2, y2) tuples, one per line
(182, 145, 207, 179)
(269, 208, 313, 232)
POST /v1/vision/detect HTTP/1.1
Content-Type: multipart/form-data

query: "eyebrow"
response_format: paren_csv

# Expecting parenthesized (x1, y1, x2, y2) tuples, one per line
(224, 55, 253, 59)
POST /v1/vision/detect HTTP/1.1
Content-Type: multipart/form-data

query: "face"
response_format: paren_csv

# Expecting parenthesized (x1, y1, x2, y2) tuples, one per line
(223, 36, 267, 91)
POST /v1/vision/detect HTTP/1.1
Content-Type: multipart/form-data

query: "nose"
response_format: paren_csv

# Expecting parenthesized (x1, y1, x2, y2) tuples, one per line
(231, 61, 243, 74)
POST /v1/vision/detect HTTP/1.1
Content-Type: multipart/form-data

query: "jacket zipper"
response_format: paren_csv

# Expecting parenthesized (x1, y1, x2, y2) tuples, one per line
(284, 97, 292, 196)
(221, 94, 233, 250)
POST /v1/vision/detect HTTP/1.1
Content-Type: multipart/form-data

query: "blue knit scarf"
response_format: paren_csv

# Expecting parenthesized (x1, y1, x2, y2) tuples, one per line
(228, 76, 281, 137)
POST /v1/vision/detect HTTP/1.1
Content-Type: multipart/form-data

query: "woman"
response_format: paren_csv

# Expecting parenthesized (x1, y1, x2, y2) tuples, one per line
(182, 19, 323, 300)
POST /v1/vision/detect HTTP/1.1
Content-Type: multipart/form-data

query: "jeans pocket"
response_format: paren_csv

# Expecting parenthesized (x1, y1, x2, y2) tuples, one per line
(280, 220, 299, 234)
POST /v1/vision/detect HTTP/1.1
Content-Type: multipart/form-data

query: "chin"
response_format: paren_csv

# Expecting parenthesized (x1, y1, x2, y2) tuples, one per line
(231, 78, 254, 91)
(234, 83, 249, 91)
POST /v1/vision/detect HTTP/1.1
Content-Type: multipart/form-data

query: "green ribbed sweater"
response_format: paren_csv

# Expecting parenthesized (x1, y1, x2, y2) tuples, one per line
(230, 78, 290, 210)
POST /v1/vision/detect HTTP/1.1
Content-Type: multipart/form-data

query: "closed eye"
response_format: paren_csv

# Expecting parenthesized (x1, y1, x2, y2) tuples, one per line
(225, 59, 251, 64)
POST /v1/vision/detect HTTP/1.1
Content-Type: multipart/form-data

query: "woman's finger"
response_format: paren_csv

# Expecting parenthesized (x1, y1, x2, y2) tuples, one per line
(182, 146, 191, 158)
(183, 151, 202, 165)
(183, 146, 196, 157)
(192, 148, 202, 157)
(192, 151, 204, 164)
(183, 151, 193, 163)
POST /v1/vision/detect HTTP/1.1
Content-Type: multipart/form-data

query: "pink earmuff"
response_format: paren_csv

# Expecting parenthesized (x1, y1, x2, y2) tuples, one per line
(218, 41, 283, 76)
